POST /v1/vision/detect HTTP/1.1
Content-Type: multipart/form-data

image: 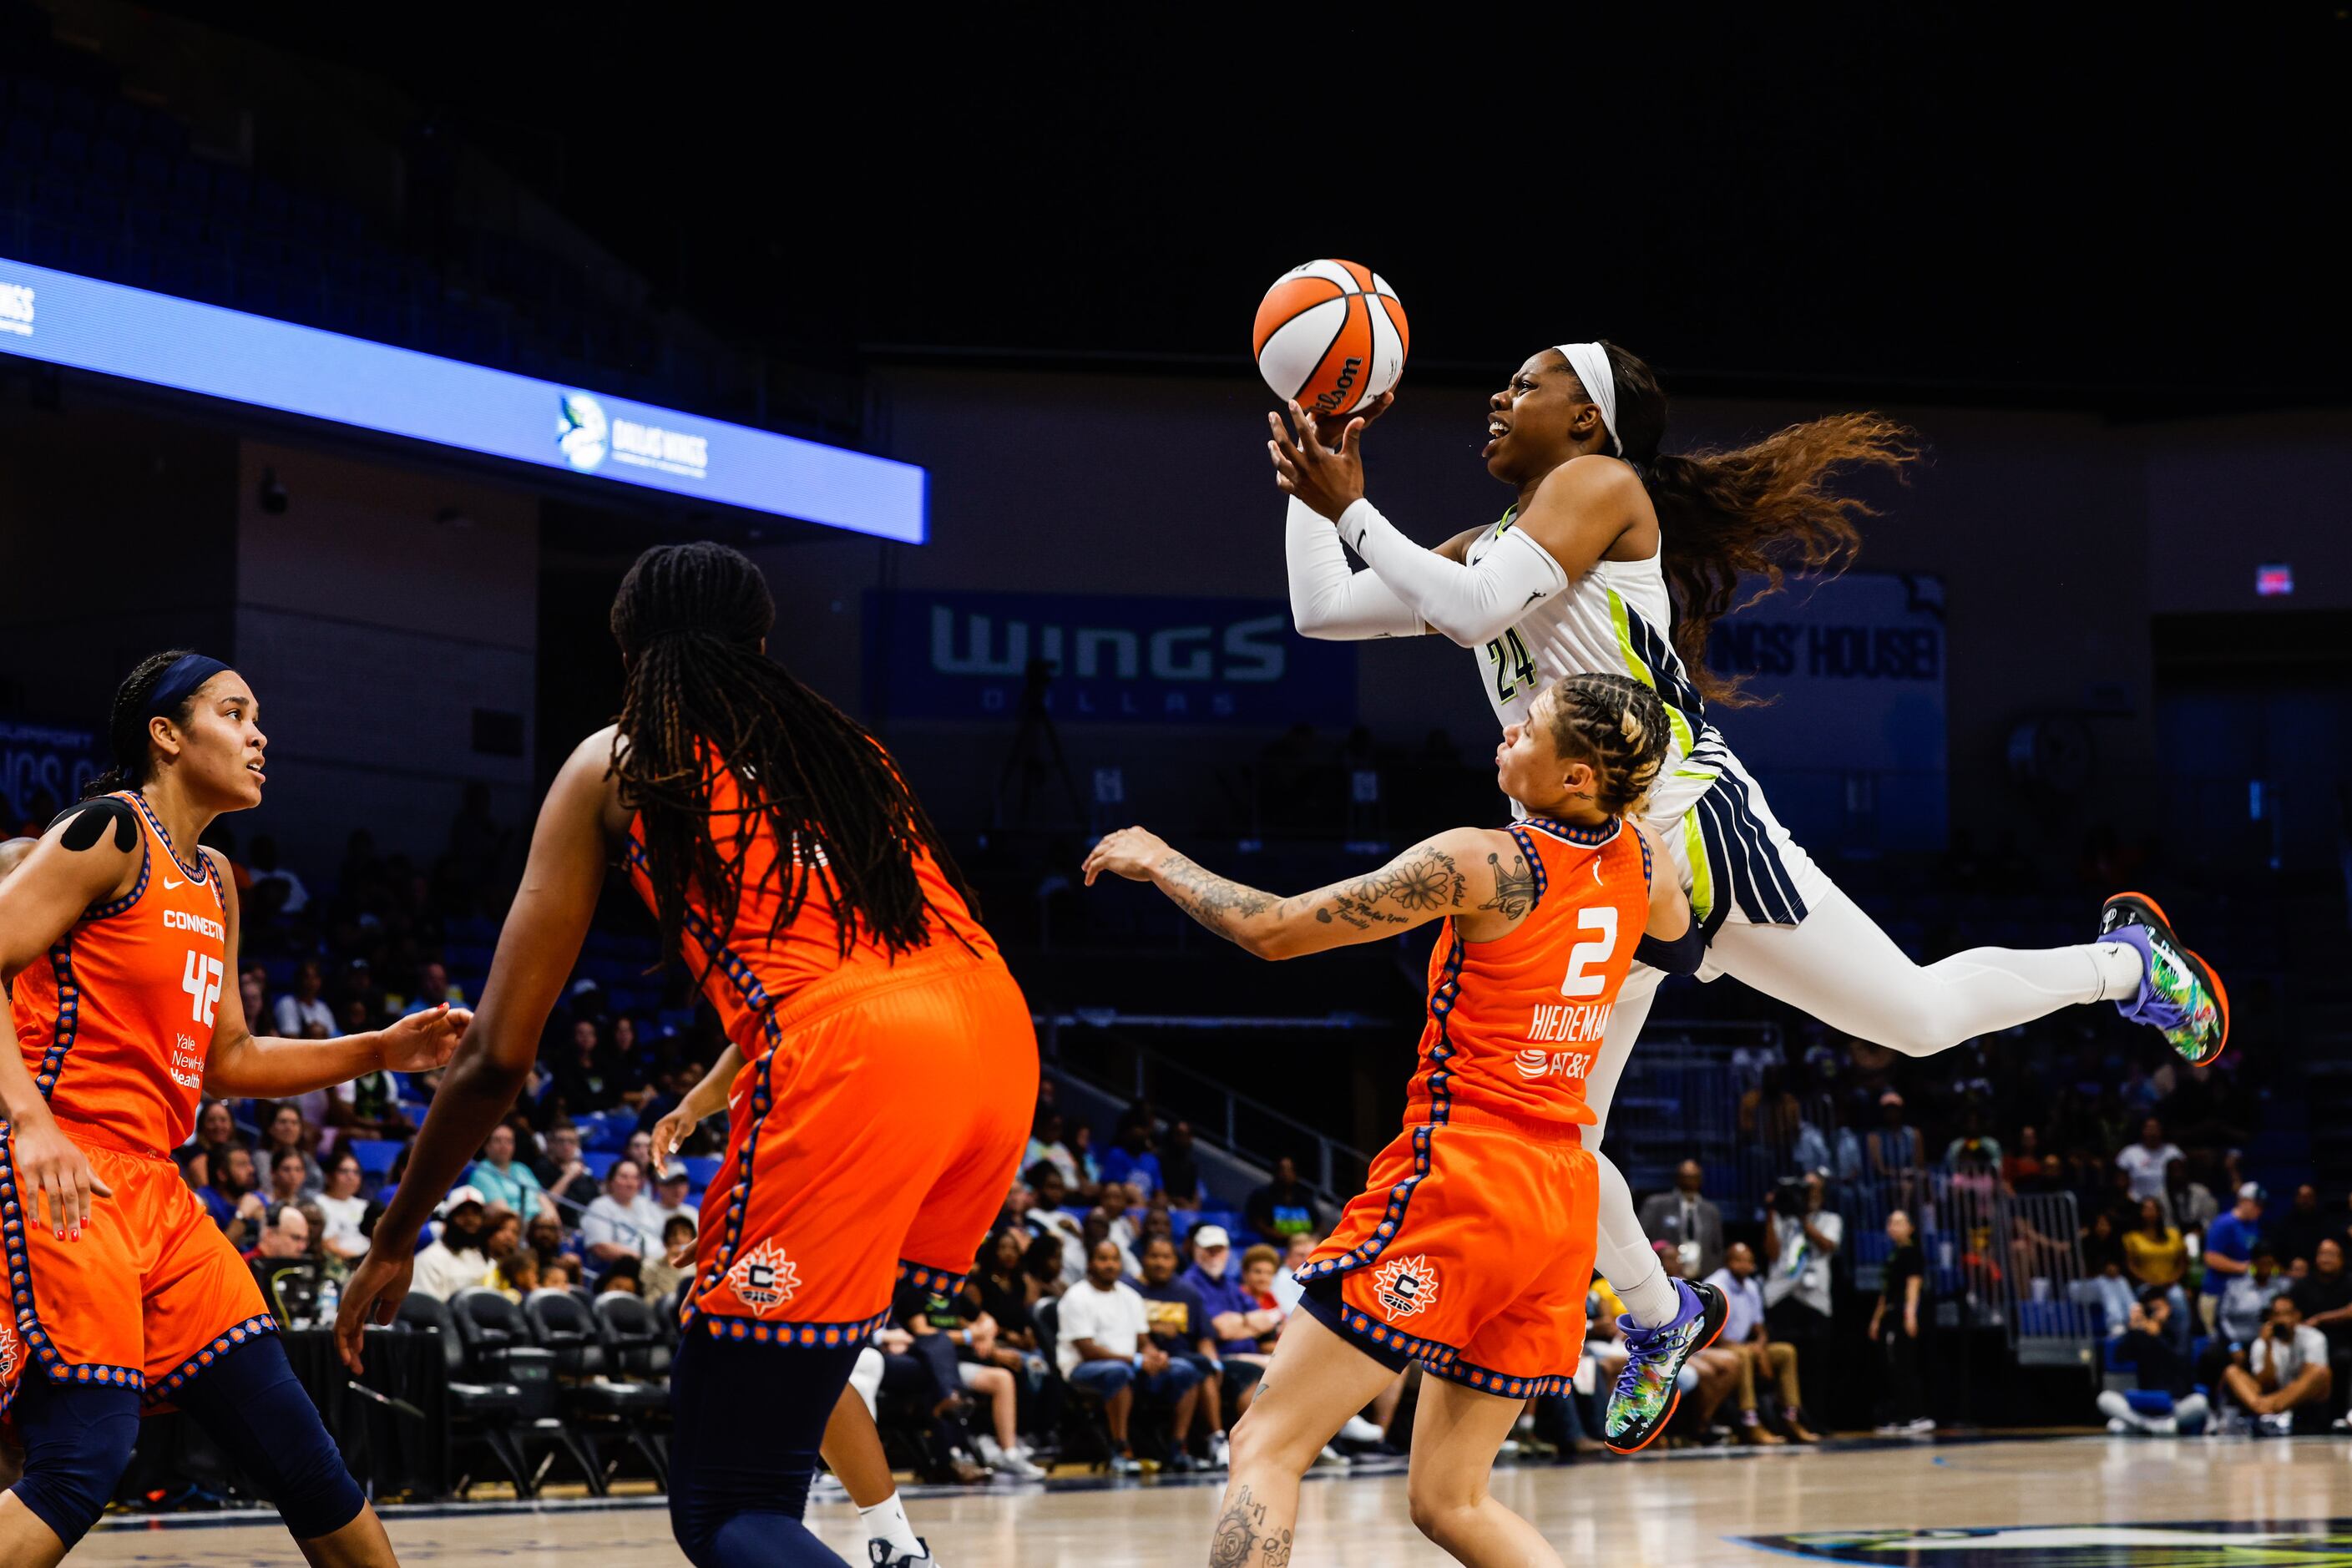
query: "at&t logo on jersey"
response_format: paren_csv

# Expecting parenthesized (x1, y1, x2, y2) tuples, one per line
(1370, 1254, 1439, 1320)
(0, 281, 33, 336)
(724, 1239, 802, 1317)
(1514, 1047, 1596, 1082)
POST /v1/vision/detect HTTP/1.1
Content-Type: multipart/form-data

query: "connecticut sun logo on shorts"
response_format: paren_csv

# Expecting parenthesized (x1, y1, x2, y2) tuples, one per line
(724, 1240, 802, 1318)
(1370, 1255, 1439, 1320)
(0, 1315, 19, 1384)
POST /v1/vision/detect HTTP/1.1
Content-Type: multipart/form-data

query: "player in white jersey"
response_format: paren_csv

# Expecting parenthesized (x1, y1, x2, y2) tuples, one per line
(1266, 340, 2230, 1453)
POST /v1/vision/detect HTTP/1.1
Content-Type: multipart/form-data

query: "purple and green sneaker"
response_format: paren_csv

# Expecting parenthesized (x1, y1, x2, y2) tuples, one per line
(1605, 1278, 1727, 1455)
(2100, 891, 2230, 1067)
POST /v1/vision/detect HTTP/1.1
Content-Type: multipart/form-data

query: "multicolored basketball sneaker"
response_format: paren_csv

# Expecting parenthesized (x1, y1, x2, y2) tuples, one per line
(2099, 892, 2230, 1067)
(1604, 1277, 1727, 1455)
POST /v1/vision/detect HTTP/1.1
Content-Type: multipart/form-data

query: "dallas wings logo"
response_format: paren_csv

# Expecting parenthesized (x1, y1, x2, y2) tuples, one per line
(1370, 1255, 1439, 1320)
(556, 392, 609, 472)
(724, 1240, 802, 1318)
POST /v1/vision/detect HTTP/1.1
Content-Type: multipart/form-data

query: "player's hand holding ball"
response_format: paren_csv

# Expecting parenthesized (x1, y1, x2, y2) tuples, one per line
(1255, 259, 1406, 520)
(1084, 827, 1174, 886)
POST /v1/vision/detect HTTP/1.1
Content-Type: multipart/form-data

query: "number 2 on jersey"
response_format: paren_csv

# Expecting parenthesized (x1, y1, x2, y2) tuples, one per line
(1485, 629, 1539, 705)
(1560, 907, 1619, 998)
(182, 950, 224, 1028)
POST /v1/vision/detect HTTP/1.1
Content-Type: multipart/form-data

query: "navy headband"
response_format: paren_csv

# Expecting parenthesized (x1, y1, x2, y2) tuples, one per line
(144, 654, 230, 723)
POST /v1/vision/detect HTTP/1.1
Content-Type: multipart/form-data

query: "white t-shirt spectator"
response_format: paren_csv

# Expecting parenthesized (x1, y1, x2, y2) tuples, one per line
(1055, 1276, 1150, 1378)
(274, 994, 336, 1039)
(1764, 1209, 1844, 1317)
(2249, 1323, 2329, 1384)
(315, 1191, 370, 1259)
(1705, 1267, 1767, 1343)
(2114, 1141, 2183, 1202)
(581, 1193, 666, 1259)
(411, 1241, 492, 1301)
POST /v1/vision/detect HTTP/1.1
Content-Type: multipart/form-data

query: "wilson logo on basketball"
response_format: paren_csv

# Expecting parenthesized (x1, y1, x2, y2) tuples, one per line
(1310, 357, 1364, 413)
(724, 1240, 802, 1317)
(1370, 1255, 1439, 1320)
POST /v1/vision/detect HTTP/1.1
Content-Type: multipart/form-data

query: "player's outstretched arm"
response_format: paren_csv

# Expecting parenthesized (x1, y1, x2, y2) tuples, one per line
(338, 730, 618, 1371)
(201, 854, 471, 1097)
(1083, 826, 1513, 960)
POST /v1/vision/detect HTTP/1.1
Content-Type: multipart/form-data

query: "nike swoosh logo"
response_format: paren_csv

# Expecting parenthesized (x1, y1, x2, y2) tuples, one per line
(161, 876, 184, 890)
(1525, 590, 1543, 605)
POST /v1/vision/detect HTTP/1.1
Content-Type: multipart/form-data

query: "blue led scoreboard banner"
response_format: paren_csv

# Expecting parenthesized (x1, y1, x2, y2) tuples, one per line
(0, 721, 99, 828)
(0, 257, 926, 543)
(867, 589, 1357, 726)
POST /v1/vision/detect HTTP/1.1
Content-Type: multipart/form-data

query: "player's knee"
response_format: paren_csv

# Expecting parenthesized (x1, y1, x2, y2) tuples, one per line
(8, 1387, 139, 1548)
(1226, 1399, 1318, 1479)
(1406, 1485, 1474, 1547)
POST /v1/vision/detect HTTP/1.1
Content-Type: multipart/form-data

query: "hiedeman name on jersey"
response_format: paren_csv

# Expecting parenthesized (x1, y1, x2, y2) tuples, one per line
(1526, 1002, 1613, 1044)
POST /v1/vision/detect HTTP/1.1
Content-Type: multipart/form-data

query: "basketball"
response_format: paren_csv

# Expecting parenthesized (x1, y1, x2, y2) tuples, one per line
(1252, 259, 1409, 421)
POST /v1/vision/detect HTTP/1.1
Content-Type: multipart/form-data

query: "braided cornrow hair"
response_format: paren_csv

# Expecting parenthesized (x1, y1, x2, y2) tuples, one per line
(1540, 672, 1672, 818)
(608, 542, 974, 970)
(83, 648, 200, 798)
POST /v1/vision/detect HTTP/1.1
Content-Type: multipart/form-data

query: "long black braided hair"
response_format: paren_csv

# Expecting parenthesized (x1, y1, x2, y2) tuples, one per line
(1539, 671, 1672, 818)
(82, 649, 200, 798)
(608, 542, 974, 969)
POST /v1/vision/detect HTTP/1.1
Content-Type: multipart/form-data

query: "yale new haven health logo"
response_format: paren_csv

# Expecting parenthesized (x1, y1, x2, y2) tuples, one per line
(1742, 1520, 2352, 1566)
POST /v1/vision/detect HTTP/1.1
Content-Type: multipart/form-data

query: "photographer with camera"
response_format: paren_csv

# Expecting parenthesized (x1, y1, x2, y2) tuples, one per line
(1762, 1171, 1842, 1423)
(2218, 1294, 2333, 1434)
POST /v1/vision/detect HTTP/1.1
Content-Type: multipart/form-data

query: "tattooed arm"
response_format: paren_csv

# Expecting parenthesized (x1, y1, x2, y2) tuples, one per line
(1082, 825, 1529, 959)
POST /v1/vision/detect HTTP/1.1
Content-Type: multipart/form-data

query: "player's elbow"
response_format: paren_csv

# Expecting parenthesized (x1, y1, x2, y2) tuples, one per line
(1239, 925, 1302, 962)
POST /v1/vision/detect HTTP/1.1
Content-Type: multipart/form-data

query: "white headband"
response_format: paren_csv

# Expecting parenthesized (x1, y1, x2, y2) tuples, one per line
(1553, 342, 1621, 456)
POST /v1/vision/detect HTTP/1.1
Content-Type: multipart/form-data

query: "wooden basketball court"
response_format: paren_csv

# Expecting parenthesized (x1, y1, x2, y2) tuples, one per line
(76, 1436, 2352, 1565)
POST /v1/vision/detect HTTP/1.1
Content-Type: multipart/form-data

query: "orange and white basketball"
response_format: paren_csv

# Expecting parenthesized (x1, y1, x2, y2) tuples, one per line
(1252, 260, 1409, 421)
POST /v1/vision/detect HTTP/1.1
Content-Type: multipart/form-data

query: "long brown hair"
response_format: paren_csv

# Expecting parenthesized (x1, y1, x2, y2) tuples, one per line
(608, 542, 973, 970)
(1595, 342, 1920, 706)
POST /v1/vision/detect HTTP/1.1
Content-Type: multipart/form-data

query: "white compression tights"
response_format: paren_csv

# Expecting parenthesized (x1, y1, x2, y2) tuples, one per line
(1585, 887, 2146, 1327)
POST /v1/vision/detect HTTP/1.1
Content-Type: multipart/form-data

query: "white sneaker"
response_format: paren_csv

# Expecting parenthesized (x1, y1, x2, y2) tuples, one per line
(1315, 1444, 1347, 1465)
(1110, 1453, 1143, 1476)
(994, 1450, 1047, 1480)
(1209, 1432, 1232, 1469)
(1338, 1415, 1384, 1444)
(2107, 1417, 2132, 1434)
(974, 1434, 1007, 1467)
(868, 1543, 938, 1568)
(1904, 1417, 1936, 1434)
(1873, 1422, 1901, 1436)
(2261, 1412, 2294, 1437)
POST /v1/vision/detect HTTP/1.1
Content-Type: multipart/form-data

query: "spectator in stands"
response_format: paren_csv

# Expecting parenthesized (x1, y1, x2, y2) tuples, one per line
(206, 1143, 267, 1251)
(497, 1252, 539, 1303)
(1762, 1171, 1840, 1421)
(2221, 1295, 2334, 1434)
(239, 964, 272, 1040)
(645, 1216, 696, 1302)
(547, 1016, 620, 1115)
(1100, 1120, 1162, 1198)
(2200, 1182, 2267, 1333)
(468, 1122, 554, 1223)
(411, 1189, 496, 1300)
(266, 1147, 311, 1208)
(2218, 1245, 2290, 1349)
(1066, 1122, 1104, 1189)
(534, 1121, 604, 1211)
(2002, 1125, 2056, 1193)
(581, 1157, 664, 1264)
(247, 1203, 322, 1327)
(1870, 1209, 1930, 1434)
(323, 1055, 412, 1141)
(1270, 1232, 1317, 1313)
(2167, 1157, 2220, 1240)
(195, 1096, 240, 1153)
(1025, 1107, 1084, 1195)
(1020, 1233, 1068, 1301)
(1707, 1242, 1815, 1444)
(1059, 1239, 1200, 1476)
(1023, 1163, 1088, 1272)
(315, 1148, 371, 1262)
(1641, 1160, 1727, 1280)
(1243, 1156, 1322, 1245)
(599, 1256, 645, 1298)
(259, 1101, 323, 1193)
(403, 959, 458, 1015)
(1158, 1120, 1206, 1208)
(2096, 1289, 2208, 1435)
(2124, 1196, 2193, 1352)
(2274, 1184, 2330, 1267)
(650, 1166, 697, 1232)
(1096, 1181, 1143, 1254)
(527, 1211, 584, 1281)
(246, 834, 309, 915)
(1133, 1234, 1225, 1469)
(339, 956, 385, 1025)
(2115, 1117, 2183, 1204)
(2289, 1237, 2352, 1418)
(1867, 1092, 1925, 1194)
(1237, 1244, 1289, 1348)
(1184, 1225, 1279, 1417)
(273, 958, 336, 1039)
(1942, 1109, 2001, 1171)
(1080, 1209, 1141, 1281)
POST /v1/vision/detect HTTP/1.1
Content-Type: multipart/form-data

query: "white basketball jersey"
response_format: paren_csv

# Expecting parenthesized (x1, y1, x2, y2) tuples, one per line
(1463, 510, 1727, 827)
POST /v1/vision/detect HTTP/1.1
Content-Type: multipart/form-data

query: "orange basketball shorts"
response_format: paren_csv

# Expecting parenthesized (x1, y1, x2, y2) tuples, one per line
(1, 1127, 274, 1419)
(685, 948, 1038, 1349)
(1298, 1114, 1598, 1398)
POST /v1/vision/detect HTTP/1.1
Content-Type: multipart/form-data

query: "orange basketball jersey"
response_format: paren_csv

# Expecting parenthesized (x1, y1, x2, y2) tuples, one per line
(622, 751, 1001, 1053)
(1405, 816, 1652, 1137)
(12, 792, 227, 1156)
